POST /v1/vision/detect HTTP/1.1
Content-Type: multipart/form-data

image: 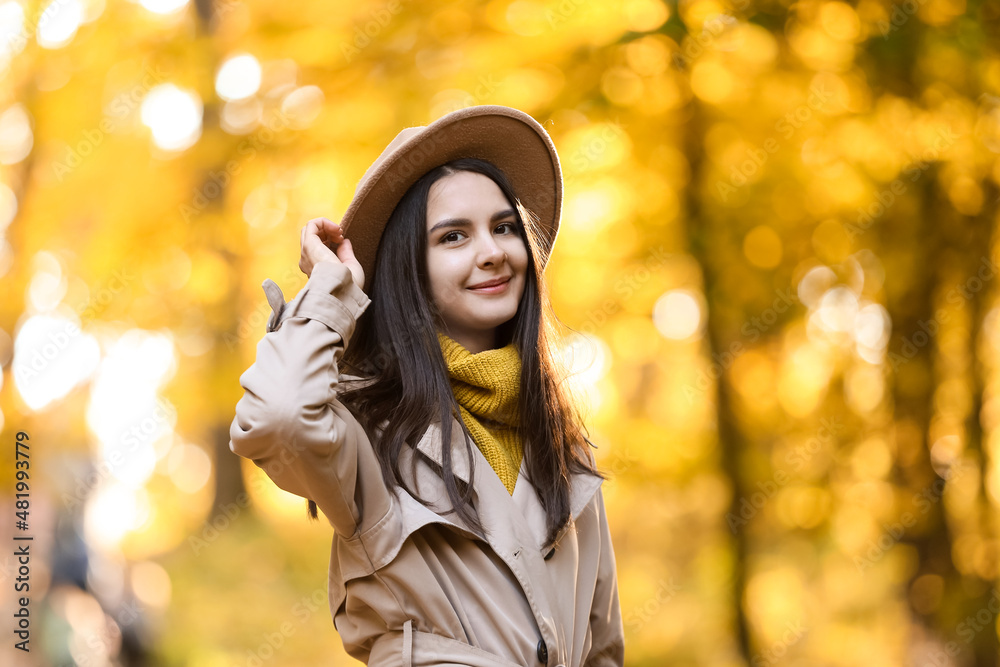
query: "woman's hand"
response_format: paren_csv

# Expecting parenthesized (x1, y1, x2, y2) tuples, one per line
(299, 217, 365, 290)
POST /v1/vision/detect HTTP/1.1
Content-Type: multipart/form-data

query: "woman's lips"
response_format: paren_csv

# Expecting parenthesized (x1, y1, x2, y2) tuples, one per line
(467, 277, 510, 294)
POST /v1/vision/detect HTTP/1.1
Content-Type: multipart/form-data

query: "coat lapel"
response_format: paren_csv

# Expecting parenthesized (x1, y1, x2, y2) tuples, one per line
(411, 417, 604, 549)
(411, 417, 473, 484)
(410, 417, 605, 660)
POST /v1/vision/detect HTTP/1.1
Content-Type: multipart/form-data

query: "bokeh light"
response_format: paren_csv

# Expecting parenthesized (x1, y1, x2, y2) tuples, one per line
(140, 84, 203, 152)
(2, 1, 998, 665)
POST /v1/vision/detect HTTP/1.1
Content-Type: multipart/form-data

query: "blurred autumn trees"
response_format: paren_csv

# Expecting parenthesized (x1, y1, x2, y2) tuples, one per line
(2, 0, 1000, 665)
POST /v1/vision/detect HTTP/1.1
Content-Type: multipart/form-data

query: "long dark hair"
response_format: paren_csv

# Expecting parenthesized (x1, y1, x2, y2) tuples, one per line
(306, 157, 605, 547)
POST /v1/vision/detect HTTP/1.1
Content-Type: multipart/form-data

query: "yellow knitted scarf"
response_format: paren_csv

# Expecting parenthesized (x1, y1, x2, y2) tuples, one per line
(437, 331, 523, 494)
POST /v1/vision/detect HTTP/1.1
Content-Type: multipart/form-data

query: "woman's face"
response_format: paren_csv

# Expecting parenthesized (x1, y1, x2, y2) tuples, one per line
(425, 170, 528, 354)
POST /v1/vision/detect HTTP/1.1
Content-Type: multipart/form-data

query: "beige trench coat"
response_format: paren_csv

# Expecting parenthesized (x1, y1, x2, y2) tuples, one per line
(229, 261, 625, 666)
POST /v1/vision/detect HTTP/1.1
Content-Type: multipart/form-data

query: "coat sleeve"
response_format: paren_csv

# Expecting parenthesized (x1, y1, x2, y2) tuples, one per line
(584, 487, 625, 667)
(229, 260, 390, 538)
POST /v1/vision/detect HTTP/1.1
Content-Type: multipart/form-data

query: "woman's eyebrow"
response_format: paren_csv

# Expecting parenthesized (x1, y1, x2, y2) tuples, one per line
(428, 208, 516, 234)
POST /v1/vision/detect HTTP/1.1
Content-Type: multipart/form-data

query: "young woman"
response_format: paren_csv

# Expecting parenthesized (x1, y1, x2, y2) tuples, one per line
(230, 105, 624, 666)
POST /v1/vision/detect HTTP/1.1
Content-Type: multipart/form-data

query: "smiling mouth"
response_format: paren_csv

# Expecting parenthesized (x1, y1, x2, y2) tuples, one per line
(467, 277, 511, 290)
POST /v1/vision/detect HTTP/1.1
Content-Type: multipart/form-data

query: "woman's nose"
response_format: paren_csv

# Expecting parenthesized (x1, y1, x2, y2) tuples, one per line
(477, 235, 506, 265)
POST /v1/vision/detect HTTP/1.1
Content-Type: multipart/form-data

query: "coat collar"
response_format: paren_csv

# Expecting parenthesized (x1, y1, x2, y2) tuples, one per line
(411, 418, 604, 549)
(405, 417, 605, 656)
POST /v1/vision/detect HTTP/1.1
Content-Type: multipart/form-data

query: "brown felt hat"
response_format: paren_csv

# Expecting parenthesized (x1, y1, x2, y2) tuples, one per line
(339, 105, 563, 288)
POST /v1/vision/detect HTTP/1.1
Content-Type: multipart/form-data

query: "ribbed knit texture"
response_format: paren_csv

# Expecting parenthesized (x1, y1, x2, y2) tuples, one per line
(437, 331, 523, 494)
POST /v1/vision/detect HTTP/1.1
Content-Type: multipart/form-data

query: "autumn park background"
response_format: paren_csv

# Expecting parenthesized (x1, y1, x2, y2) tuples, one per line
(1, 0, 999, 664)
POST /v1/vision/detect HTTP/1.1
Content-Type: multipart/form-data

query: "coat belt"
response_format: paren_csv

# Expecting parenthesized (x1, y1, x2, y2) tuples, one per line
(368, 621, 526, 667)
(403, 619, 412, 667)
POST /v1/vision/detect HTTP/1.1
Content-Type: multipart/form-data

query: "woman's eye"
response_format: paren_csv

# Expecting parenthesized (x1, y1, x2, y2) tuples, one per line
(440, 223, 515, 244)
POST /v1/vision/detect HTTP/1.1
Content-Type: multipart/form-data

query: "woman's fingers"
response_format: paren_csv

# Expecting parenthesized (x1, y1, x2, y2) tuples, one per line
(306, 218, 344, 243)
(300, 217, 353, 279)
(306, 218, 328, 245)
(335, 238, 354, 263)
(304, 219, 340, 250)
(335, 239, 365, 290)
(311, 239, 338, 265)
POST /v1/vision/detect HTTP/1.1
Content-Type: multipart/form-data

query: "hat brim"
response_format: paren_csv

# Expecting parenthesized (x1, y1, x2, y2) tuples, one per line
(340, 105, 563, 289)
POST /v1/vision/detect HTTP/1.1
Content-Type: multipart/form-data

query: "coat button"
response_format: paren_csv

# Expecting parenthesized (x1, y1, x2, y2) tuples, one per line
(536, 638, 548, 663)
(544, 547, 555, 560)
